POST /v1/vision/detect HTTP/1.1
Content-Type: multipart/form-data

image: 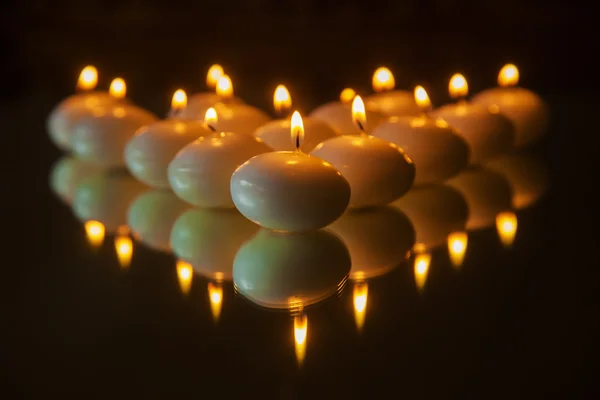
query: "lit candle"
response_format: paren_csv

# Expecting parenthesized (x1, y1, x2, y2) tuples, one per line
(181, 65, 243, 118)
(124, 89, 213, 188)
(169, 107, 272, 208)
(114, 225, 133, 269)
(309, 87, 387, 135)
(231, 111, 351, 232)
(254, 85, 338, 151)
(371, 86, 470, 185)
(364, 67, 421, 117)
(471, 64, 549, 147)
(430, 73, 516, 164)
(447, 231, 468, 268)
(311, 95, 415, 209)
(49, 155, 102, 205)
(496, 211, 518, 248)
(176, 260, 194, 296)
(84, 220, 105, 249)
(127, 189, 190, 253)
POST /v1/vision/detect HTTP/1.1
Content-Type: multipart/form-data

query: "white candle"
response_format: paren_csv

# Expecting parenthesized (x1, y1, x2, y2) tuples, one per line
(254, 84, 338, 151)
(124, 89, 213, 188)
(364, 67, 421, 117)
(310, 96, 415, 209)
(309, 87, 387, 135)
(170, 208, 260, 281)
(169, 107, 272, 208)
(471, 64, 549, 147)
(230, 111, 351, 232)
(127, 189, 190, 253)
(232, 228, 350, 309)
(49, 156, 102, 205)
(371, 86, 470, 185)
(430, 73, 515, 164)
(48, 67, 127, 151)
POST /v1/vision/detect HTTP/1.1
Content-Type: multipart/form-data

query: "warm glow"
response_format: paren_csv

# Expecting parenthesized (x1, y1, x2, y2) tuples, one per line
(290, 110, 304, 150)
(496, 211, 518, 248)
(208, 282, 223, 322)
(353, 281, 368, 332)
(206, 64, 224, 88)
(77, 66, 98, 91)
(108, 77, 126, 99)
(114, 235, 133, 269)
(176, 260, 193, 295)
(351, 95, 367, 132)
(447, 231, 468, 268)
(498, 64, 519, 87)
(84, 220, 105, 248)
(216, 75, 233, 99)
(340, 88, 356, 104)
(372, 67, 395, 92)
(204, 107, 218, 126)
(449, 73, 468, 99)
(414, 253, 431, 292)
(414, 85, 431, 110)
(171, 89, 187, 111)
(294, 314, 308, 366)
(273, 84, 292, 114)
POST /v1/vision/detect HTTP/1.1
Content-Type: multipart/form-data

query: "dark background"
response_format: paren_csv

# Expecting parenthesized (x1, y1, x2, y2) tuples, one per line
(2, 1, 598, 398)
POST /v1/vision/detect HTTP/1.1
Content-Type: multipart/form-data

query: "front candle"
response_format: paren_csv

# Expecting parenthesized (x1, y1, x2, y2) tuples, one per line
(364, 67, 421, 117)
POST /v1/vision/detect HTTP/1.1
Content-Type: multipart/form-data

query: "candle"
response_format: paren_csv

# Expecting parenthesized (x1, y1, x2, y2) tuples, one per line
(232, 228, 350, 309)
(124, 89, 212, 188)
(48, 68, 127, 151)
(364, 67, 421, 117)
(127, 189, 190, 253)
(254, 84, 338, 151)
(180, 65, 243, 117)
(371, 86, 470, 185)
(309, 87, 387, 135)
(230, 111, 351, 232)
(430, 73, 515, 164)
(49, 156, 102, 205)
(168, 107, 272, 207)
(471, 64, 549, 147)
(310, 96, 415, 209)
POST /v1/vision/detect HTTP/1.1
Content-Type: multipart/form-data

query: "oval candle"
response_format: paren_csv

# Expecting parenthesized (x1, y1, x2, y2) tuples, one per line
(364, 67, 421, 117)
(231, 111, 351, 232)
(180, 67, 243, 118)
(471, 64, 549, 147)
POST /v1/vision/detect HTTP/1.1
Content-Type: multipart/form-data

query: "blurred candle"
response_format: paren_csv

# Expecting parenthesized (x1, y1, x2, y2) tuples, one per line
(84, 220, 105, 248)
(183, 65, 242, 117)
(447, 231, 468, 268)
(364, 67, 421, 117)
(496, 211, 518, 247)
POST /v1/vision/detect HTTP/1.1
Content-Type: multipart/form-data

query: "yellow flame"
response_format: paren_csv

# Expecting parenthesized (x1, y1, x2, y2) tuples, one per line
(351, 95, 367, 132)
(206, 64, 224, 88)
(340, 88, 356, 104)
(273, 84, 292, 114)
(77, 66, 98, 91)
(449, 73, 468, 99)
(216, 75, 233, 99)
(171, 89, 187, 111)
(353, 281, 368, 332)
(414, 85, 431, 110)
(447, 231, 468, 268)
(84, 220, 105, 248)
(372, 67, 395, 92)
(414, 253, 431, 292)
(208, 281, 223, 322)
(109, 77, 126, 99)
(498, 63, 519, 87)
(294, 314, 308, 366)
(176, 260, 193, 295)
(291, 110, 304, 150)
(204, 107, 218, 126)
(114, 235, 133, 269)
(496, 211, 518, 248)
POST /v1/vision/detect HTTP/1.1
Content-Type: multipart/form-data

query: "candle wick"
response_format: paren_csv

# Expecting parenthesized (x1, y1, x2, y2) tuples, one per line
(207, 124, 216, 132)
(295, 133, 300, 151)
(356, 120, 365, 134)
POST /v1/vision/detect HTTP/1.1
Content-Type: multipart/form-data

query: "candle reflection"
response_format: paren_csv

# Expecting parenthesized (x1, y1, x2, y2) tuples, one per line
(84, 220, 105, 248)
(208, 281, 223, 323)
(176, 260, 193, 296)
(353, 281, 368, 332)
(293, 313, 308, 366)
(414, 252, 431, 292)
(114, 225, 133, 269)
(496, 211, 518, 248)
(447, 231, 468, 268)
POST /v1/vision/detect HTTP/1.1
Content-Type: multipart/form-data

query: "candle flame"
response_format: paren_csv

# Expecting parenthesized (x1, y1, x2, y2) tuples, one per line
(414, 253, 431, 292)
(351, 95, 367, 132)
(290, 110, 304, 150)
(340, 88, 356, 104)
(206, 64, 224, 88)
(498, 64, 519, 87)
(176, 260, 193, 295)
(294, 314, 308, 366)
(496, 211, 518, 248)
(449, 73, 468, 99)
(414, 85, 431, 110)
(273, 84, 292, 114)
(204, 107, 218, 128)
(114, 235, 133, 269)
(84, 220, 105, 248)
(447, 231, 468, 268)
(109, 77, 126, 99)
(372, 67, 395, 92)
(353, 281, 368, 332)
(77, 66, 98, 91)
(216, 75, 233, 99)
(171, 89, 187, 111)
(208, 281, 223, 322)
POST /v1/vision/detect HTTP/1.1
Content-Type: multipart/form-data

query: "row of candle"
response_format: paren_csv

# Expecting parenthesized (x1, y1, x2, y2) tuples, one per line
(47, 63, 548, 233)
